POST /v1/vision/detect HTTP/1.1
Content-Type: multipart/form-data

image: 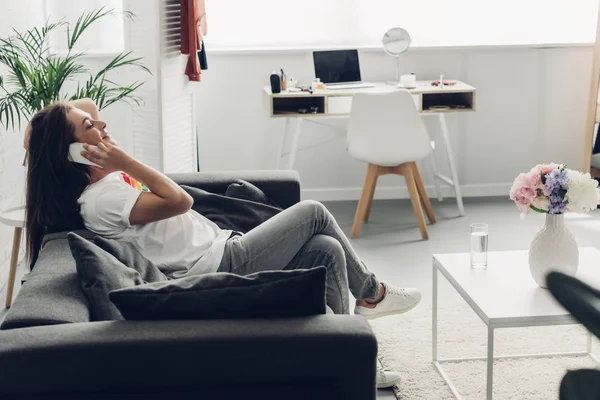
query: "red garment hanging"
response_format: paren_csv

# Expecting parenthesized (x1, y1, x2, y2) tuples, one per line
(180, 0, 207, 82)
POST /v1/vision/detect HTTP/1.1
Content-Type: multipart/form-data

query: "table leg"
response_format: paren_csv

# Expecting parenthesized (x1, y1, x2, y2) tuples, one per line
(429, 150, 444, 202)
(433, 263, 438, 362)
(286, 118, 303, 170)
(277, 118, 291, 169)
(438, 113, 465, 216)
(5, 227, 22, 308)
(487, 326, 495, 400)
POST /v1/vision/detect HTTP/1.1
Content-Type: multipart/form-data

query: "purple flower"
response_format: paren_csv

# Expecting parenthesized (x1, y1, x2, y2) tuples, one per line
(545, 169, 569, 192)
(549, 190, 564, 203)
(548, 201, 567, 214)
(548, 184, 567, 214)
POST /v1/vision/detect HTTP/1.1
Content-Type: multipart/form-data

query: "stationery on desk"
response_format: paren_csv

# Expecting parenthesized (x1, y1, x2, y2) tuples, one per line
(263, 49, 476, 217)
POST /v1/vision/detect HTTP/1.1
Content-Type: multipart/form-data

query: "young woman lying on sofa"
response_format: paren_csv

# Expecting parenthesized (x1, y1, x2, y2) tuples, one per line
(24, 99, 422, 389)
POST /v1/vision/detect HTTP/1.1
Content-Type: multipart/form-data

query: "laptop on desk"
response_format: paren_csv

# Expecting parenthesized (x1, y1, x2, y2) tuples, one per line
(313, 49, 375, 90)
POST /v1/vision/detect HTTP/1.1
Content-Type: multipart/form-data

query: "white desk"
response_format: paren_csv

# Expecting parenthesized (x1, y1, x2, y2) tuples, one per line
(263, 81, 476, 216)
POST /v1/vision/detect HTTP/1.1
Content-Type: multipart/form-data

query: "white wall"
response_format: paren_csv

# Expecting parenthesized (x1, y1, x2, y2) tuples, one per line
(194, 46, 593, 201)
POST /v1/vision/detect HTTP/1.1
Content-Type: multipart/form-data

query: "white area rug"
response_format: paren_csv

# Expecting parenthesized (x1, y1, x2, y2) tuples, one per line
(371, 294, 598, 399)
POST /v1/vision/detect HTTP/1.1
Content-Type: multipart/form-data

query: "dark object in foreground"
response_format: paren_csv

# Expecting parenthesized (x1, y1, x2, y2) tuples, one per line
(547, 272, 600, 400)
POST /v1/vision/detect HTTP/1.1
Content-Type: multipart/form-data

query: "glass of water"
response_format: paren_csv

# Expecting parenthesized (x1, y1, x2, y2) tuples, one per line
(470, 223, 488, 269)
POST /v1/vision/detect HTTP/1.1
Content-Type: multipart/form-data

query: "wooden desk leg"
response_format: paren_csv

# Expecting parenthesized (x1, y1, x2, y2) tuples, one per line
(277, 118, 291, 169)
(5, 227, 22, 308)
(286, 118, 303, 170)
(438, 113, 465, 216)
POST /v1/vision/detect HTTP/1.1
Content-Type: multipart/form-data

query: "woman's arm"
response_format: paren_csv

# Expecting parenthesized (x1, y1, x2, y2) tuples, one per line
(82, 141, 193, 225)
(121, 157, 194, 225)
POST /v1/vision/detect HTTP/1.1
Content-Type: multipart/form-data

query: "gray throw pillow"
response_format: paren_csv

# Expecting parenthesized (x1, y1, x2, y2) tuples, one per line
(67, 232, 143, 321)
(109, 267, 327, 320)
(225, 179, 281, 208)
(94, 236, 168, 283)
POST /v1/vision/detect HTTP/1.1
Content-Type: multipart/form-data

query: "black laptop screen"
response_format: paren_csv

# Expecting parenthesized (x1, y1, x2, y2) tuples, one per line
(313, 50, 361, 84)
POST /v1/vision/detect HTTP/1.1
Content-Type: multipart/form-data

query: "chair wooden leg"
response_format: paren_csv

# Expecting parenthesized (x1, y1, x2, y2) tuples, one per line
(401, 164, 429, 240)
(5, 227, 22, 308)
(364, 173, 378, 222)
(352, 164, 379, 238)
(411, 162, 436, 224)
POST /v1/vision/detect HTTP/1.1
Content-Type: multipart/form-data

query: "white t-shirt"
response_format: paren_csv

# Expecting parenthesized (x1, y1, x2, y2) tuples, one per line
(77, 172, 231, 278)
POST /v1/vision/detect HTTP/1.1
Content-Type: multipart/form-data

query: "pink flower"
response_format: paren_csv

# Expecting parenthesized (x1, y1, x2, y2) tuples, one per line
(530, 163, 560, 176)
(529, 163, 560, 196)
(510, 172, 539, 215)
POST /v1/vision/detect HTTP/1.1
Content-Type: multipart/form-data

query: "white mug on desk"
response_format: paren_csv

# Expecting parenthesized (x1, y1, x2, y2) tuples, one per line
(400, 74, 416, 88)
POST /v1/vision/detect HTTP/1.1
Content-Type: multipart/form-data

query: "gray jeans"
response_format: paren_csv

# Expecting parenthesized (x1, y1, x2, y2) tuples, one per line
(217, 200, 380, 314)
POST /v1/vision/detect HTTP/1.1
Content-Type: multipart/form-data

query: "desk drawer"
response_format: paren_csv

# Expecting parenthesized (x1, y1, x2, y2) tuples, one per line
(327, 96, 353, 114)
(327, 94, 422, 114)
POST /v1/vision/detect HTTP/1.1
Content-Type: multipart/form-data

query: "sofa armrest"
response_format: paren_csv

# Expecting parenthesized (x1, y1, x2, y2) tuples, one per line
(0, 315, 376, 399)
(167, 170, 301, 209)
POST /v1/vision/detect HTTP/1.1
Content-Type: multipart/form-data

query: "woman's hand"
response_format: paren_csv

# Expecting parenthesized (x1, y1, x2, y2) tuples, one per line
(81, 140, 134, 174)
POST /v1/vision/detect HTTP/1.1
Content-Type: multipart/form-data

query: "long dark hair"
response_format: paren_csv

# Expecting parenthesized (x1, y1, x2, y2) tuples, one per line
(26, 102, 91, 265)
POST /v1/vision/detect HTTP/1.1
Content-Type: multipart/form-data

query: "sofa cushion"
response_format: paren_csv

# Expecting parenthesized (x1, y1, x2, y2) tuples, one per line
(1, 239, 91, 330)
(41, 229, 95, 250)
(94, 236, 168, 283)
(68, 233, 145, 321)
(109, 267, 327, 320)
(183, 185, 282, 233)
(168, 170, 301, 209)
(224, 179, 281, 208)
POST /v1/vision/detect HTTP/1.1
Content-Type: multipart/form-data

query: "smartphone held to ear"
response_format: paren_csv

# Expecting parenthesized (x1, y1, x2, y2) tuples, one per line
(68, 143, 102, 167)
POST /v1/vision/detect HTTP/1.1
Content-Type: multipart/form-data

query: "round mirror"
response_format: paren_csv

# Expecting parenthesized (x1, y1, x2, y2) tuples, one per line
(382, 28, 411, 56)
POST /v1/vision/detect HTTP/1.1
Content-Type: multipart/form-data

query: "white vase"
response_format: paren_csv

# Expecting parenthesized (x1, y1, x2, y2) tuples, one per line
(529, 214, 579, 288)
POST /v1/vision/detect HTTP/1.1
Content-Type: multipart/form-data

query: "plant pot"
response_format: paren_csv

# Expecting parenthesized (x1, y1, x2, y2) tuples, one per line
(529, 214, 579, 288)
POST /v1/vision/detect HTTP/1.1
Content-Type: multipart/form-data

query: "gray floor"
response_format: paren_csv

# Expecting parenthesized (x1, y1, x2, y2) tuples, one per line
(2, 196, 600, 399)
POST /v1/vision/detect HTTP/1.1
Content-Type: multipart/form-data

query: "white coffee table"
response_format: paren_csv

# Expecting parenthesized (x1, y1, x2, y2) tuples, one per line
(433, 247, 600, 400)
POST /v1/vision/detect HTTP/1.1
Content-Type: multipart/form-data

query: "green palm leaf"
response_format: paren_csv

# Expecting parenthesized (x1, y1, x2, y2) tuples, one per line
(0, 8, 149, 132)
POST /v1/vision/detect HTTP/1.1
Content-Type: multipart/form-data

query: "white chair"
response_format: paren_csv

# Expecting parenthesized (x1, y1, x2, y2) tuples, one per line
(347, 90, 436, 239)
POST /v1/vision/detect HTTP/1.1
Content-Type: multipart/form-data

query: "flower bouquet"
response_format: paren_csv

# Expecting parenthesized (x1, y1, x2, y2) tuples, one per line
(510, 163, 600, 287)
(510, 163, 600, 218)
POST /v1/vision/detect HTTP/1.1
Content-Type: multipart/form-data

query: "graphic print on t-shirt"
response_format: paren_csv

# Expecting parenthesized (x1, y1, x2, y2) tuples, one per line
(120, 172, 150, 192)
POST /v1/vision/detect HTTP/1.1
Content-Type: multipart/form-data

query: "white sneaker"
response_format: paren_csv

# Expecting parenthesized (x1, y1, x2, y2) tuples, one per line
(376, 357, 401, 389)
(354, 283, 421, 320)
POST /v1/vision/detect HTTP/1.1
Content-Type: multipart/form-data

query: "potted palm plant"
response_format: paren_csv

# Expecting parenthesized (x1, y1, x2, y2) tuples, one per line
(0, 7, 150, 136)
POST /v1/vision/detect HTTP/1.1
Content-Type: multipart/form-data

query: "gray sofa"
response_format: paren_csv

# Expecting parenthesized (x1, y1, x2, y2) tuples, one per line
(0, 171, 377, 400)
